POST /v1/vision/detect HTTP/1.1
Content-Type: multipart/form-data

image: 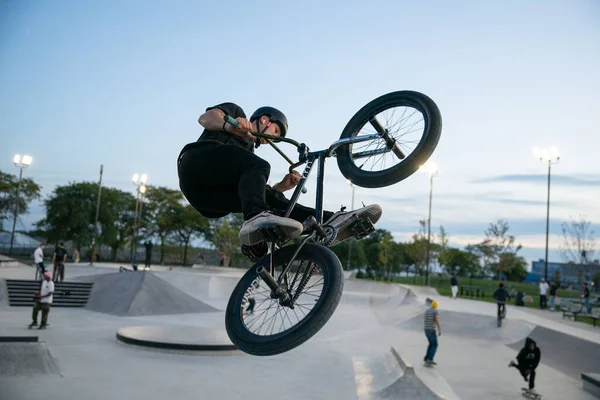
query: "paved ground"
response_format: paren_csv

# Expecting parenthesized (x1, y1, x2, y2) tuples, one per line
(0, 262, 598, 400)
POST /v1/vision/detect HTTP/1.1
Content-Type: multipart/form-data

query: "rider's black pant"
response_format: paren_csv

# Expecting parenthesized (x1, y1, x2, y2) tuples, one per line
(178, 142, 332, 222)
(512, 362, 536, 389)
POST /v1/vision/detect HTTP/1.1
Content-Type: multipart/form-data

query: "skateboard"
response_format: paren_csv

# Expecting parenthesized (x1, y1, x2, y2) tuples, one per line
(522, 388, 542, 399)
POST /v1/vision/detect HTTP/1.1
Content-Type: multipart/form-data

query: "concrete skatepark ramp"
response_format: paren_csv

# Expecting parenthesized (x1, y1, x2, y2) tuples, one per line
(0, 339, 61, 377)
(75, 271, 219, 316)
(507, 326, 600, 380)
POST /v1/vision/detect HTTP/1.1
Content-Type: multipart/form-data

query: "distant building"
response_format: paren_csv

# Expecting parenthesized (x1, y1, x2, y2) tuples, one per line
(524, 259, 600, 286)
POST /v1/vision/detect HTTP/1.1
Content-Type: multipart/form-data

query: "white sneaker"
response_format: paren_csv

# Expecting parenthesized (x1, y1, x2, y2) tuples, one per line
(323, 204, 382, 246)
(239, 211, 303, 246)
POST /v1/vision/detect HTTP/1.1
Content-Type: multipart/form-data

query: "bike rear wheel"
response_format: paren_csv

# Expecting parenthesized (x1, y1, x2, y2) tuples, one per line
(225, 243, 344, 356)
(336, 90, 442, 188)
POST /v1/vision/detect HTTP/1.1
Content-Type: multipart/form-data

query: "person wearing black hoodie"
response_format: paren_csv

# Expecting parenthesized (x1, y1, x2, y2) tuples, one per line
(509, 337, 541, 393)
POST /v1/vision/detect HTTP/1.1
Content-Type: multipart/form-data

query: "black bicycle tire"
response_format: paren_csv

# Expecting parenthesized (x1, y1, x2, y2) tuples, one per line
(225, 243, 344, 356)
(336, 90, 442, 188)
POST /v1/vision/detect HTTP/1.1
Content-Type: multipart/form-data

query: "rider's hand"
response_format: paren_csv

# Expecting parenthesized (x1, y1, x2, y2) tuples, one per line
(438, 331, 442, 337)
(225, 117, 254, 142)
(273, 171, 301, 192)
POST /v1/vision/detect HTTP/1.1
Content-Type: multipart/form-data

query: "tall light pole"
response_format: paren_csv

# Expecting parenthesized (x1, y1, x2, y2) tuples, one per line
(420, 161, 438, 287)
(346, 180, 356, 269)
(533, 146, 560, 281)
(8, 154, 32, 256)
(89, 164, 103, 265)
(130, 173, 147, 258)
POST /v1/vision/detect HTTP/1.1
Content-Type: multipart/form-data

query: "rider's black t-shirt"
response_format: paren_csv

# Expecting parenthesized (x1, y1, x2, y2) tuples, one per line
(54, 247, 67, 263)
(178, 102, 254, 162)
(198, 102, 254, 152)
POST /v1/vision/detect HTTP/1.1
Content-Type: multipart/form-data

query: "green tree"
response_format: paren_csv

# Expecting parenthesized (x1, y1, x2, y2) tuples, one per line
(405, 220, 429, 277)
(143, 186, 183, 263)
(330, 239, 366, 271)
(99, 188, 136, 261)
(498, 252, 528, 282)
(37, 182, 100, 246)
(378, 231, 394, 280)
(438, 247, 479, 277)
(172, 205, 209, 266)
(207, 215, 241, 267)
(482, 219, 522, 279)
(0, 170, 42, 231)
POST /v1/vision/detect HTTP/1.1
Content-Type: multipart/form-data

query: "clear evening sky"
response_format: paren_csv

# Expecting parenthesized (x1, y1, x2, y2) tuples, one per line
(1, 0, 599, 266)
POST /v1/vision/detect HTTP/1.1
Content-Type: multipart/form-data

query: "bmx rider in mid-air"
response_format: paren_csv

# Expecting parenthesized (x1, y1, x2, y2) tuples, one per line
(177, 102, 382, 261)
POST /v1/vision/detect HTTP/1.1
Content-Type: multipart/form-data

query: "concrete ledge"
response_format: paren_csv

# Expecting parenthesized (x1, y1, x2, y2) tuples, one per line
(582, 373, 600, 398)
(390, 346, 415, 374)
(0, 336, 38, 342)
(116, 325, 238, 352)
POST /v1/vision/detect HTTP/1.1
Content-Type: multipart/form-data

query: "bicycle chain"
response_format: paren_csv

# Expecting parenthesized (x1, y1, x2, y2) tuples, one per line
(293, 263, 317, 303)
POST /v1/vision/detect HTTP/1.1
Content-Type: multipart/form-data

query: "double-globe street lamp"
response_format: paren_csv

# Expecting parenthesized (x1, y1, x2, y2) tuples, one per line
(8, 154, 33, 256)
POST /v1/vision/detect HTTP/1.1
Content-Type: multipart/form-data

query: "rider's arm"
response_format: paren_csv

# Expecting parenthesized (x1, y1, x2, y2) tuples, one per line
(198, 108, 228, 131)
(435, 315, 441, 335)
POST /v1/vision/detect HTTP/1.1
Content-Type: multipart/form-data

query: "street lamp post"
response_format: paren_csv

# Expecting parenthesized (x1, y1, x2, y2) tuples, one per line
(346, 180, 356, 269)
(533, 146, 560, 281)
(420, 161, 438, 287)
(8, 154, 32, 256)
(130, 173, 147, 258)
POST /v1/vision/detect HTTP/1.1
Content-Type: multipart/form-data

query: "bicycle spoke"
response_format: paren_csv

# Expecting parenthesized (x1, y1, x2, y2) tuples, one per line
(241, 258, 325, 337)
(349, 103, 426, 174)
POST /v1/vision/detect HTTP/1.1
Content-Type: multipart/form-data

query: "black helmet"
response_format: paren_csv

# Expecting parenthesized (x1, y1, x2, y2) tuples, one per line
(250, 106, 288, 138)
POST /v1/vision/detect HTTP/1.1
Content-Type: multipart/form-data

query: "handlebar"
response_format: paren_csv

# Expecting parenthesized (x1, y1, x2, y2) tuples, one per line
(224, 115, 308, 194)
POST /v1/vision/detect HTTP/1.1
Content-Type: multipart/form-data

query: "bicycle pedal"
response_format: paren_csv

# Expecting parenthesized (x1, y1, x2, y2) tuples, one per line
(258, 226, 287, 244)
(349, 217, 375, 239)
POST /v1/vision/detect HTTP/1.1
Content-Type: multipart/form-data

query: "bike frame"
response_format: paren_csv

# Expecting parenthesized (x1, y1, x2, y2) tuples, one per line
(279, 133, 383, 225)
(252, 131, 388, 285)
(223, 113, 397, 294)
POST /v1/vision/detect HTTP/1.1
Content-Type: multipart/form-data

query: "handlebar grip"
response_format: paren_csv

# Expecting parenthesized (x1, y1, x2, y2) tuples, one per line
(224, 115, 307, 194)
(224, 115, 239, 127)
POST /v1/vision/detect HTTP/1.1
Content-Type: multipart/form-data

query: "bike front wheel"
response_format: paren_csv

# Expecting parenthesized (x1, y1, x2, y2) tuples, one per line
(336, 90, 442, 188)
(225, 243, 344, 356)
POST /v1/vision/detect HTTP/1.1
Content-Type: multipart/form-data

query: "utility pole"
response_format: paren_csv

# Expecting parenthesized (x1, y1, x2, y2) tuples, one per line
(89, 165, 103, 265)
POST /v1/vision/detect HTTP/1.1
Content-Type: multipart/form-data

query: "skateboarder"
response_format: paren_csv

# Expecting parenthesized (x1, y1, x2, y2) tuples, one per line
(423, 299, 441, 366)
(28, 271, 54, 329)
(509, 337, 541, 395)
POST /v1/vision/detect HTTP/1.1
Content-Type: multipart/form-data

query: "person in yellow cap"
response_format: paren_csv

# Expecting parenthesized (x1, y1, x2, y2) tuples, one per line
(423, 299, 442, 366)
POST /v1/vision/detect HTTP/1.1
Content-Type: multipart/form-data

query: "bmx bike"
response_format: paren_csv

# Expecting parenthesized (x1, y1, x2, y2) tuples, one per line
(498, 303, 507, 327)
(223, 90, 442, 356)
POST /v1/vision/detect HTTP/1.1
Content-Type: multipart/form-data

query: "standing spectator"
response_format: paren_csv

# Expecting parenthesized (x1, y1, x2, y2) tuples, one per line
(144, 241, 153, 270)
(539, 278, 549, 309)
(28, 272, 54, 329)
(33, 243, 45, 275)
(548, 281, 558, 311)
(450, 274, 459, 299)
(72, 248, 80, 263)
(582, 283, 591, 313)
(52, 242, 68, 282)
(423, 299, 441, 366)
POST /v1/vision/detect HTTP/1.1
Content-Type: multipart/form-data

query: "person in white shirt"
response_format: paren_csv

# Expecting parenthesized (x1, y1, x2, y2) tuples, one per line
(28, 271, 54, 329)
(539, 278, 549, 310)
(33, 243, 46, 275)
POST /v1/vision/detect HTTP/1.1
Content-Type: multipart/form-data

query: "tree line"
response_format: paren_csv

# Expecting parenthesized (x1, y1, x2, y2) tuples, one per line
(0, 169, 597, 279)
